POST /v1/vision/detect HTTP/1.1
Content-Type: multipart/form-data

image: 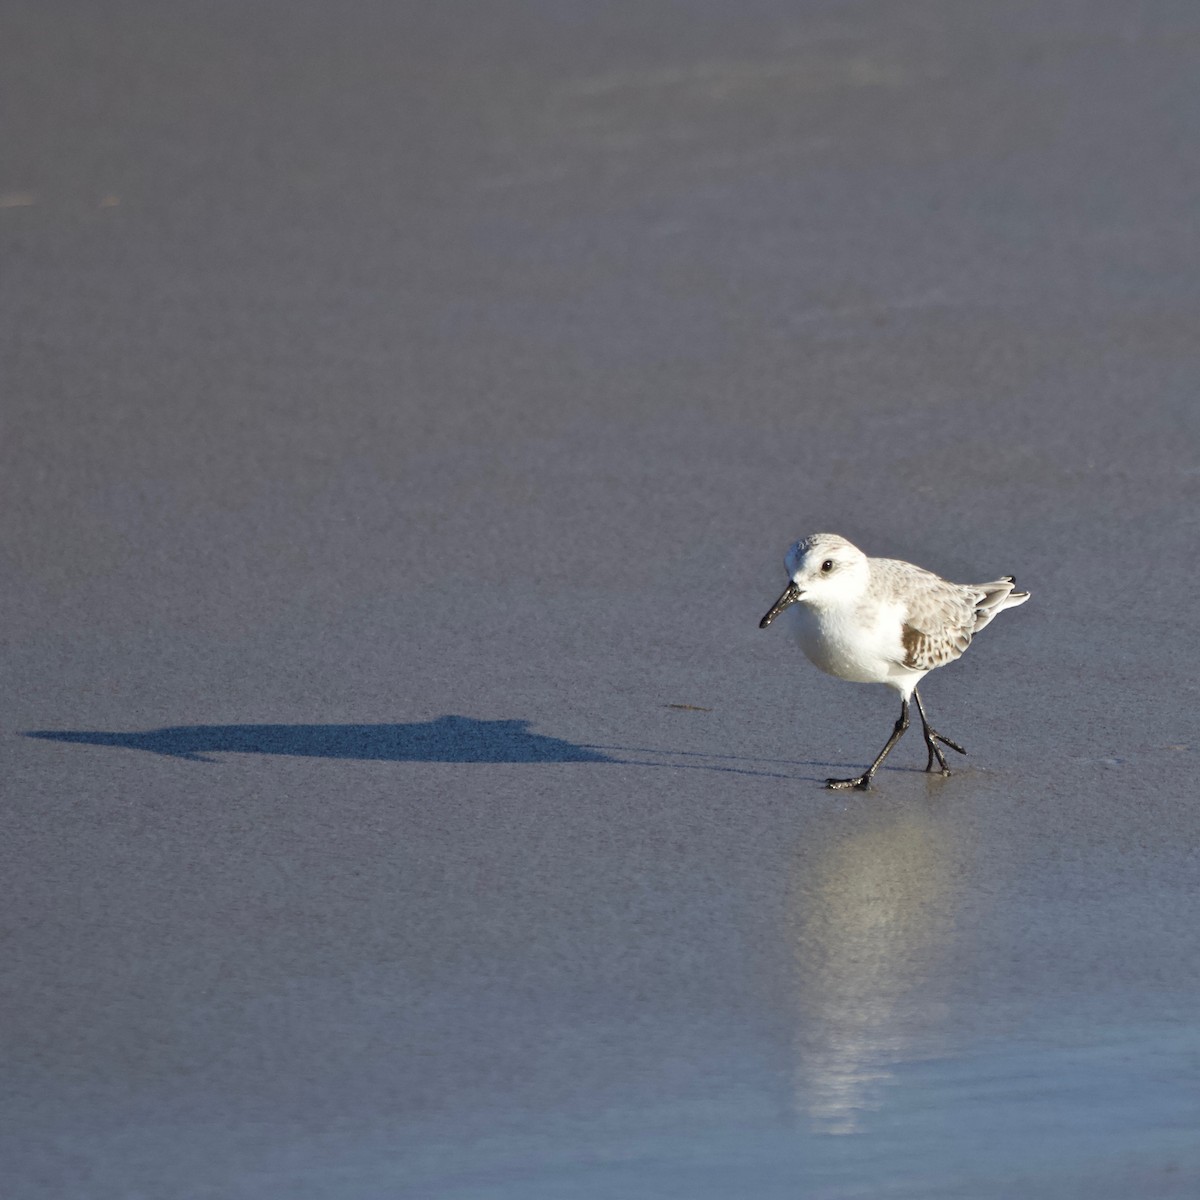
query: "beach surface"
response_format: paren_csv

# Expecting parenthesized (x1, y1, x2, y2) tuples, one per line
(4, 2, 1200, 1195)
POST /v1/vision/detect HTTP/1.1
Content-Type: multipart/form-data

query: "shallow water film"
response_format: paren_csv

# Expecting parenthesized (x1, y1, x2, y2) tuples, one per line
(4, 1, 1199, 1196)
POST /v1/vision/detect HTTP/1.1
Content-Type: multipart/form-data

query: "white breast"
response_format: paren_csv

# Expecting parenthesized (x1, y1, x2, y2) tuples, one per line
(787, 600, 910, 686)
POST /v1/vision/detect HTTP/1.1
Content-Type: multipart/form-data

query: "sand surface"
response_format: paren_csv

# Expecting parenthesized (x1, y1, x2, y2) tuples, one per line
(4, 2, 1199, 1195)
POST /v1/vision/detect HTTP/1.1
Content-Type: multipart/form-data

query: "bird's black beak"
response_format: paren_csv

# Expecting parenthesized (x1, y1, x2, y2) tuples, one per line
(759, 581, 804, 628)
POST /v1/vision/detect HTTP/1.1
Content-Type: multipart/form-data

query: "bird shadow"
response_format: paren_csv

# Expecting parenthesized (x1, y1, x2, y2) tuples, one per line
(24, 716, 836, 782)
(24, 716, 613, 765)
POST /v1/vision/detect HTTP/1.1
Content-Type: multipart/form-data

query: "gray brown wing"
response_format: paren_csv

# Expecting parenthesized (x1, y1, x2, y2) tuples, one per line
(877, 563, 980, 672)
(899, 617, 974, 671)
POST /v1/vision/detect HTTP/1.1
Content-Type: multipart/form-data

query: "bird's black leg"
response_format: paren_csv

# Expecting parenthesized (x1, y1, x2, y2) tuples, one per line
(827, 698, 910, 791)
(912, 688, 966, 776)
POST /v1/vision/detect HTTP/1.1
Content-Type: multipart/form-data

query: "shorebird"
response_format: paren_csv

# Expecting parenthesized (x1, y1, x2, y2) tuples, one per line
(759, 533, 1030, 790)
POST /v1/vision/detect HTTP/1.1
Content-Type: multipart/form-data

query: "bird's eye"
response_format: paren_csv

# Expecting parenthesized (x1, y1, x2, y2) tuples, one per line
(820, 559, 834, 573)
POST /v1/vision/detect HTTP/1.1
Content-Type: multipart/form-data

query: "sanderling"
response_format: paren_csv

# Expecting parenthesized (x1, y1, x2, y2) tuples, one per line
(759, 533, 1030, 790)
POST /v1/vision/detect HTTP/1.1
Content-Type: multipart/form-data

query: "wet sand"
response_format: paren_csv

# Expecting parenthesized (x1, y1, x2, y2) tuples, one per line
(3, 1, 1200, 1195)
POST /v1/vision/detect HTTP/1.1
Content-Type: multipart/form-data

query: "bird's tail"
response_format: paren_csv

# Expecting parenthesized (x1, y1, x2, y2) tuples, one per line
(971, 576, 1030, 632)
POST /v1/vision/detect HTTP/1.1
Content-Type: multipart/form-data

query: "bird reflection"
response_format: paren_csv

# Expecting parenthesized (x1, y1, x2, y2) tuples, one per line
(788, 799, 960, 1134)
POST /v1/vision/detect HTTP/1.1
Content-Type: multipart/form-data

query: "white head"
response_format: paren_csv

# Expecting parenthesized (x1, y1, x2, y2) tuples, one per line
(759, 533, 870, 627)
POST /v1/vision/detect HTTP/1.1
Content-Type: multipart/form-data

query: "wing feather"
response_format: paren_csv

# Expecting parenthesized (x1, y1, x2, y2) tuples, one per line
(875, 561, 1024, 672)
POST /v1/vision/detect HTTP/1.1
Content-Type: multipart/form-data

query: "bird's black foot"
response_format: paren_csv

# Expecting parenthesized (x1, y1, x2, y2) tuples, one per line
(922, 729, 966, 775)
(826, 774, 872, 791)
(932, 730, 967, 756)
(826, 700, 909, 791)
